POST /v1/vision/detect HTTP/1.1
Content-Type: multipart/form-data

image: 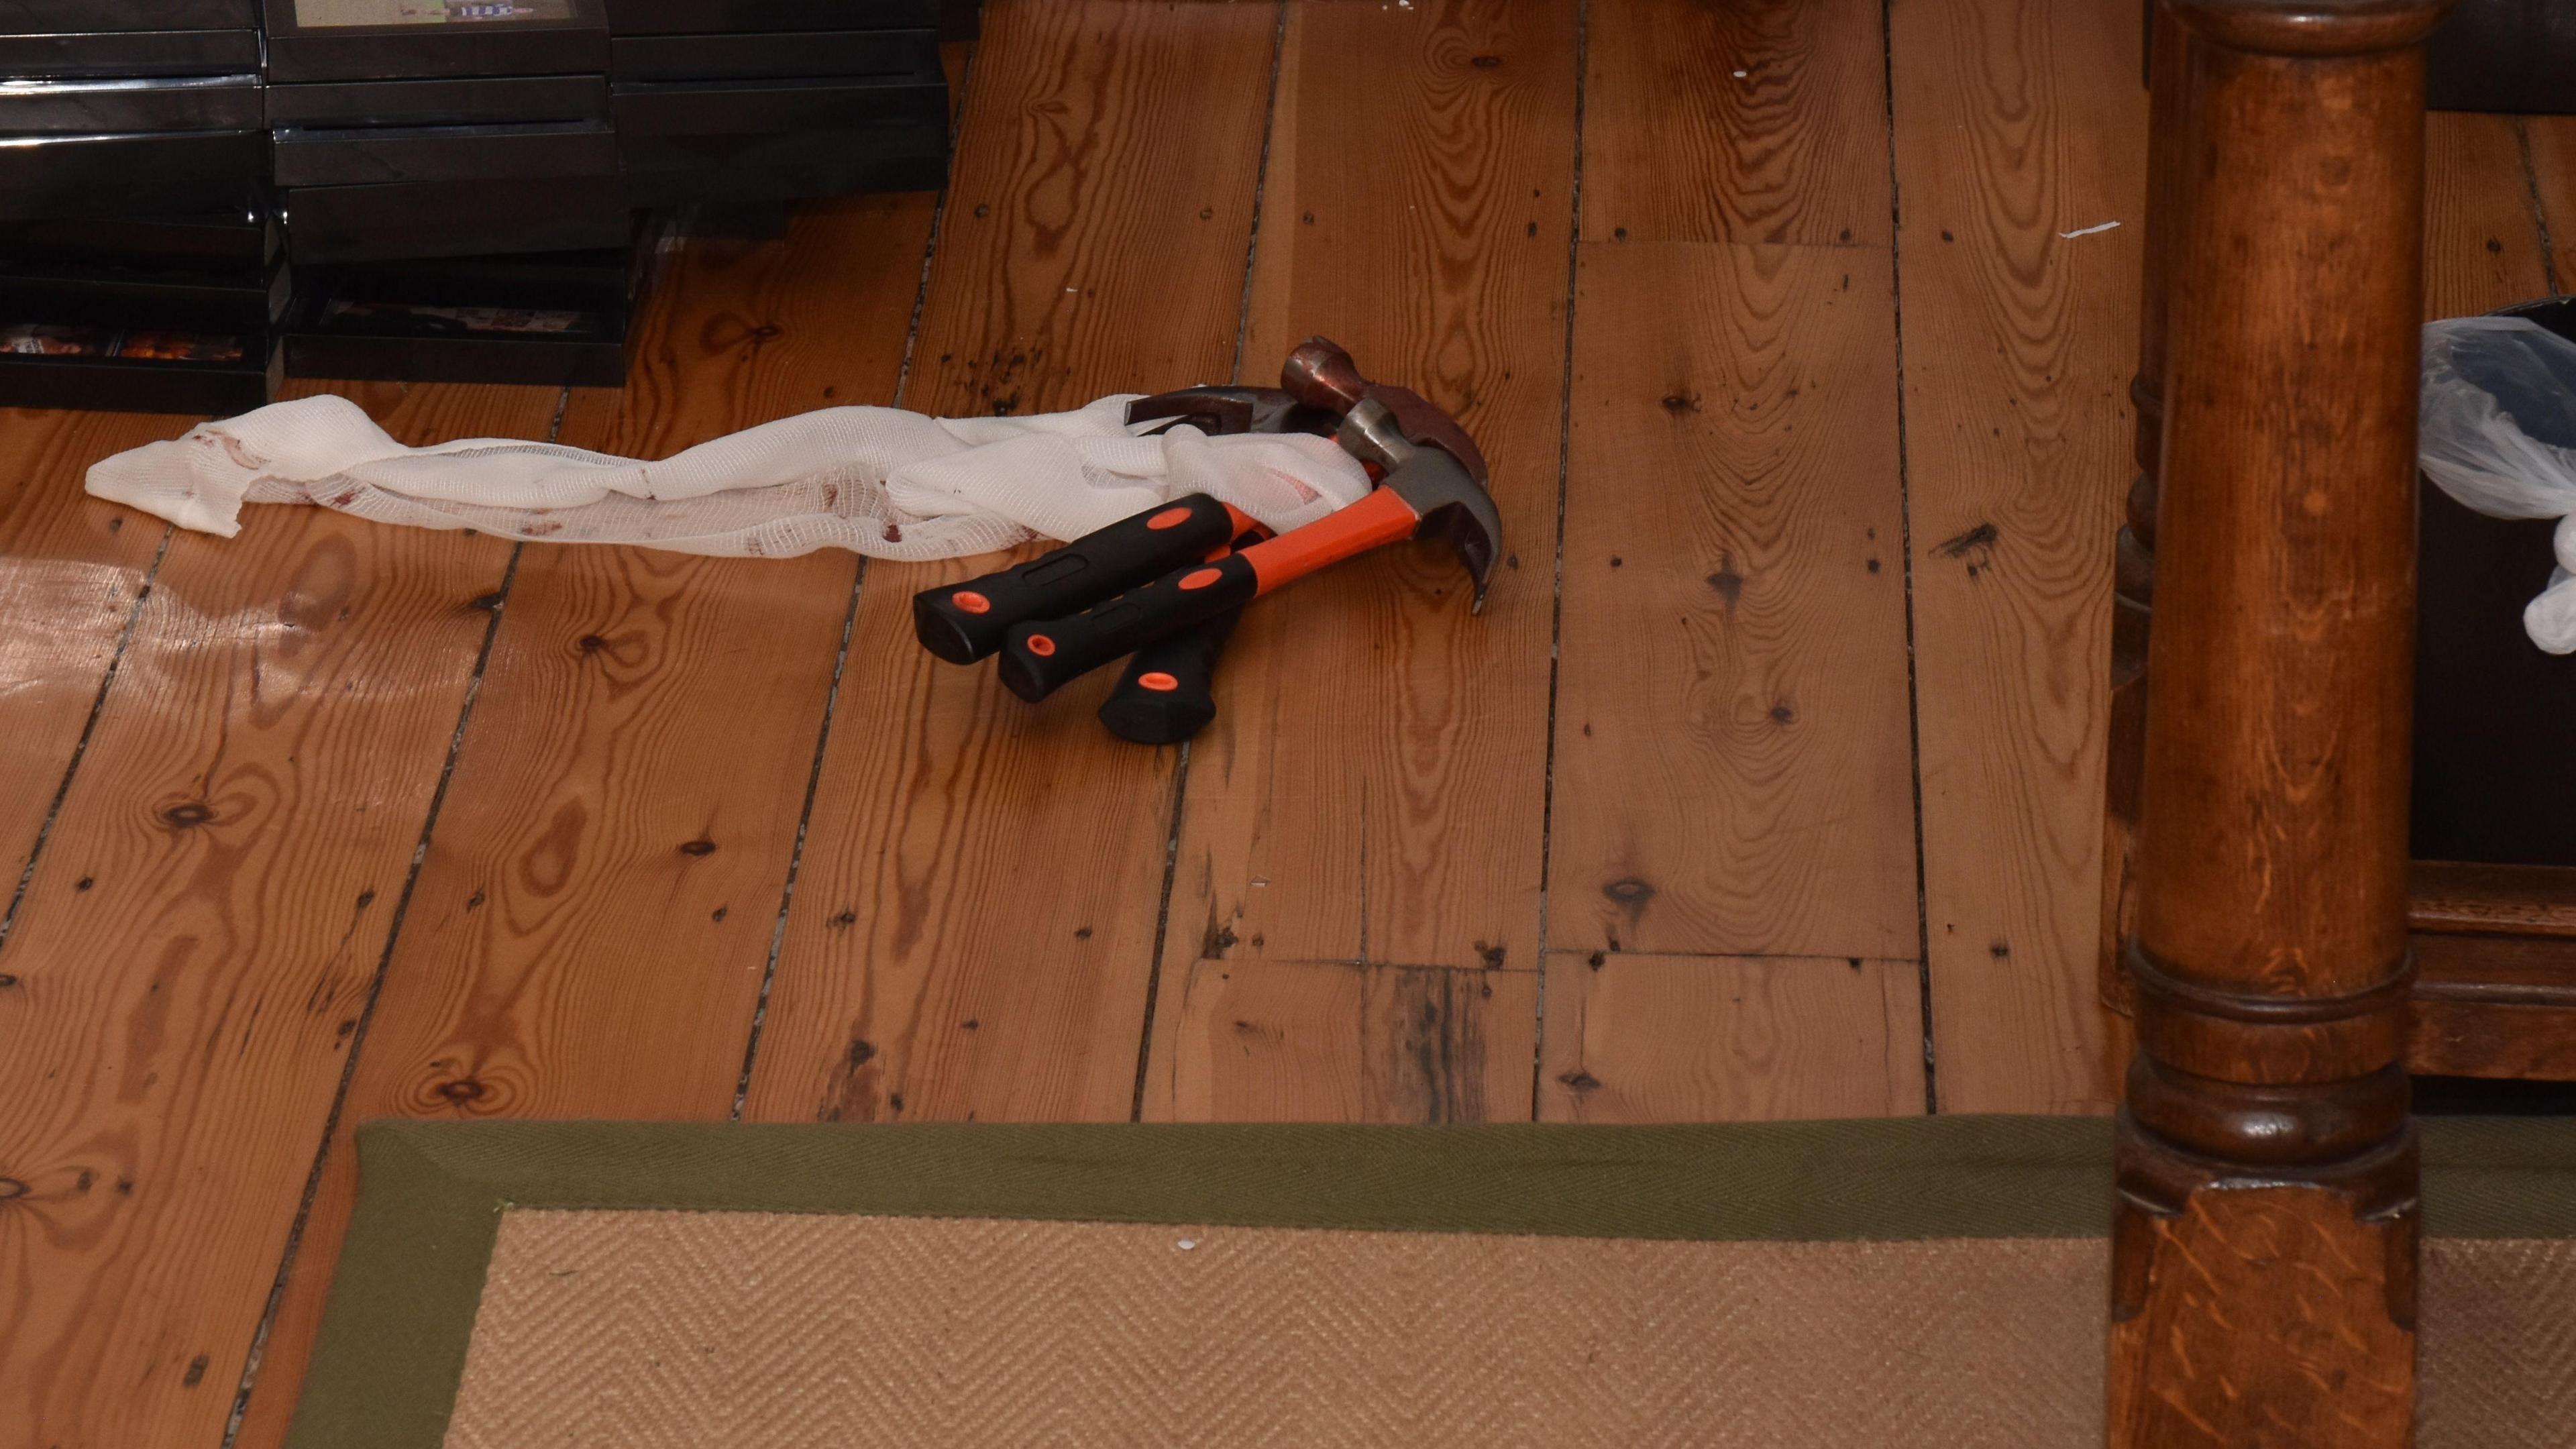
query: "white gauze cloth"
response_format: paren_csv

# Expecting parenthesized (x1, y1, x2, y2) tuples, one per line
(2419, 315, 2576, 653)
(84, 392, 1373, 559)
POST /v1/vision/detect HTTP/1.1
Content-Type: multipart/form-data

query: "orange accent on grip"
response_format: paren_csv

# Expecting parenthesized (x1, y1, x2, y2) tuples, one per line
(1205, 523, 1272, 562)
(1179, 568, 1224, 591)
(1239, 488, 1423, 596)
(1025, 635, 1057, 657)
(1222, 502, 1258, 537)
(952, 590, 992, 614)
(1137, 672, 1181, 692)
(1146, 505, 1195, 530)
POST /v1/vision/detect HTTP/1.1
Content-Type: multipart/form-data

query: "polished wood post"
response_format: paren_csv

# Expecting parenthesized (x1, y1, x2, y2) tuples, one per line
(2110, 3, 2449, 1446)
(2099, 0, 2194, 1014)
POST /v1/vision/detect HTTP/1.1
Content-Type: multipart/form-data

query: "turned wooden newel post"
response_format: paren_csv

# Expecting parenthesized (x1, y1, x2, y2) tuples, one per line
(2111, 2, 2449, 1446)
(2099, 0, 2194, 1009)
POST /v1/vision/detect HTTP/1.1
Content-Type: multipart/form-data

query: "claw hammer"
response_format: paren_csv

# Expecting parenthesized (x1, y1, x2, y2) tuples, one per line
(998, 340, 1503, 702)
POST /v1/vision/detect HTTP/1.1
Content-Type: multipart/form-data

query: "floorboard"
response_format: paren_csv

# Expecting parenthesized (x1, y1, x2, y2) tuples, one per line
(1581, 0, 1890, 250)
(1539, 951, 1924, 1122)
(739, 0, 1282, 1128)
(0, 414, 179, 890)
(1555, 0, 1910, 963)
(1890, 0, 2143, 1115)
(0, 378, 554, 1449)
(1140, 958, 1538, 1124)
(1558, 240, 1914, 959)
(225, 193, 950, 1449)
(1137, 0, 1576, 1128)
(2424, 112, 2553, 320)
(1542, 0, 1919, 1120)
(1219, 0, 1575, 977)
(2522, 115, 2576, 291)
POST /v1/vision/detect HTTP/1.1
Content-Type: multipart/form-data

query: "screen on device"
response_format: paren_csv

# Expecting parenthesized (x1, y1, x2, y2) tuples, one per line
(289, 0, 578, 25)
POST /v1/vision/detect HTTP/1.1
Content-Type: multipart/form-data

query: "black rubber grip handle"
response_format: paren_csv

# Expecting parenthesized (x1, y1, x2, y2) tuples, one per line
(1097, 608, 1242, 745)
(998, 552, 1260, 702)
(911, 494, 1240, 663)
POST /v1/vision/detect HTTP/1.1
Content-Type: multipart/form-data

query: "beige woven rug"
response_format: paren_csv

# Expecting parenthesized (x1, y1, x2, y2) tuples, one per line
(280, 1118, 2576, 1449)
(439, 1212, 2573, 1449)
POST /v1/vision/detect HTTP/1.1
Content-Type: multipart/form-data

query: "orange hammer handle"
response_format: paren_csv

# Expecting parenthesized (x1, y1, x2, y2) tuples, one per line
(1239, 488, 1423, 596)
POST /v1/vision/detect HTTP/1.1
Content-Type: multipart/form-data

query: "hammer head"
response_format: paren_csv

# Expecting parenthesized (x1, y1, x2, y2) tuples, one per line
(1126, 384, 1338, 438)
(1336, 398, 1503, 610)
(1282, 337, 1493, 484)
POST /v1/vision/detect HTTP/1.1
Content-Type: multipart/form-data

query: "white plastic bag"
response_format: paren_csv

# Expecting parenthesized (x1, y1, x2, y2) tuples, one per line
(85, 392, 1374, 560)
(2418, 315, 2576, 653)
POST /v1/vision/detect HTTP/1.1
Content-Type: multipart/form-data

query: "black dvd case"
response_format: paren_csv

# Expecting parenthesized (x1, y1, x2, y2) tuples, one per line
(0, 254, 288, 333)
(608, 26, 933, 82)
(262, 0, 610, 84)
(0, 1, 260, 32)
(286, 239, 647, 386)
(0, 205, 278, 268)
(282, 171, 631, 263)
(619, 113, 943, 174)
(0, 28, 262, 76)
(610, 64, 945, 137)
(274, 119, 617, 186)
(621, 144, 943, 207)
(0, 74, 262, 133)
(0, 320, 281, 413)
(602, 0, 936, 37)
(266, 72, 607, 127)
(0, 129, 265, 220)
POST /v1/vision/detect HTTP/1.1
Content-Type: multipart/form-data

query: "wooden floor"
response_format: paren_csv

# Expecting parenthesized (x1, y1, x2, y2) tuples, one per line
(1, 0, 2569, 1443)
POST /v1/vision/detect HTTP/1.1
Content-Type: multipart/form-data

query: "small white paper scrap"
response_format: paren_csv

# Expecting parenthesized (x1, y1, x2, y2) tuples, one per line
(2058, 221, 2123, 239)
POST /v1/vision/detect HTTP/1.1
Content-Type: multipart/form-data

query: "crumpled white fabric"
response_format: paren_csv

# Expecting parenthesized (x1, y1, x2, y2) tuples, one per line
(2419, 315, 2576, 653)
(84, 391, 1374, 560)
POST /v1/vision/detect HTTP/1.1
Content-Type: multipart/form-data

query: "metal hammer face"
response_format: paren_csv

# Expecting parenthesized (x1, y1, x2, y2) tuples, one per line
(1126, 384, 1338, 439)
(1283, 336, 1493, 484)
(1335, 398, 1503, 608)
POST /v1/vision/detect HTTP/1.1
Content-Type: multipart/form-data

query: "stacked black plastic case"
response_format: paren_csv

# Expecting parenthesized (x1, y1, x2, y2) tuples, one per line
(0, 0, 969, 411)
(0, 1, 282, 411)
(263, 0, 636, 385)
(607, 0, 948, 209)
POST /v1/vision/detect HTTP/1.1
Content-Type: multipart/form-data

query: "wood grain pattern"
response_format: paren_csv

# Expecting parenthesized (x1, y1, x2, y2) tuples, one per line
(1554, 239, 1913, 960)
(740, 0, 1281, 1128)
(2520, 115, 2576, 290)
(1543, 0, 1917, 1116)
(2412, 996, 2576, 1079)
(1538, 951, 1924, 1122)
(2108, 1187, 2414, 1448)
(2102, 78, 2560, 1097)
(2410, 861, 2576, 937)
(2109, 3, 2443, 1433)
(0, 411, 181, 883)
(1139, 959, 1537, 1124)
(1582, 0, 1890, 249)
(560, 195, 944, 451)
(1161, 0, 1575, 1000)
(1890, 0, 2144, 1114)
(2406, 872, 2576, 1079)
(0, 380, 545, 1449)
(2423, 111, 2552, 319)
(227, 182, 947, 1449)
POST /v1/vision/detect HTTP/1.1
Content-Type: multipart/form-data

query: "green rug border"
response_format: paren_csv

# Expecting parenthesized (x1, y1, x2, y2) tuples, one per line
(282, 1114, 2576, 1449)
